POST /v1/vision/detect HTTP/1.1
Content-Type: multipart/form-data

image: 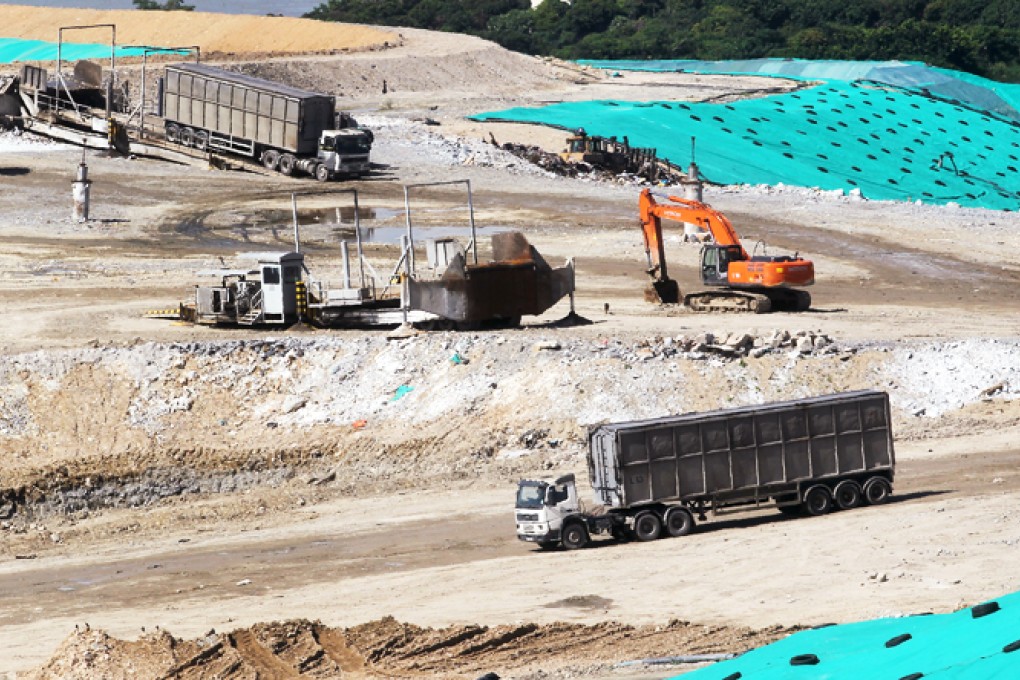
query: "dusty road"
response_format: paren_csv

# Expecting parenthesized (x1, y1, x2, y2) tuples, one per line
(3, 437, 1020, 676)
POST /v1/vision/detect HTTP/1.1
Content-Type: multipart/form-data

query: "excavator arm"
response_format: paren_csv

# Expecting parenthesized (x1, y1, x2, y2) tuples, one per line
(638, 188, 747, 256)
(637, 189, 681, 303)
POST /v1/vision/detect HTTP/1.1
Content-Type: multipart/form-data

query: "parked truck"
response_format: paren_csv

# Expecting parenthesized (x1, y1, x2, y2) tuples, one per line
(516, 390, 895, 550)
(159, 63, 372, 181)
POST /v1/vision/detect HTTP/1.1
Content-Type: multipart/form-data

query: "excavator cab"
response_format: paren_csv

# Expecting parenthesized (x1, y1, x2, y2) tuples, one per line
(700, 245, 743, 287)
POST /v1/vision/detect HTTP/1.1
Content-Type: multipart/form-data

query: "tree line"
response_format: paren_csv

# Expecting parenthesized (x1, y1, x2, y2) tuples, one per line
(304, 0, 1020, 81)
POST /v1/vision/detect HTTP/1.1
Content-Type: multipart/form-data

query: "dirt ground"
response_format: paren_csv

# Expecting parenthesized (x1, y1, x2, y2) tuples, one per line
(2, 7, 1020, 680)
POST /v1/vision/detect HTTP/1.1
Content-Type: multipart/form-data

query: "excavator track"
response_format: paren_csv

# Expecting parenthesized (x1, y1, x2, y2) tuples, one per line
(684, 291, 772, 314)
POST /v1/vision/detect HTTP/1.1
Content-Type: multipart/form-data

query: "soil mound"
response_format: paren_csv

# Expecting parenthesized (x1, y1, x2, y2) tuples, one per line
(0, 5, 394, 56)
(28, 617, 790, 679)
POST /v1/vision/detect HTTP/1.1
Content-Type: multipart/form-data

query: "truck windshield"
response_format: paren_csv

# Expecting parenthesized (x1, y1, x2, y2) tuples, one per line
(335, 134, 371, 154)
(516, 482, 546, 509)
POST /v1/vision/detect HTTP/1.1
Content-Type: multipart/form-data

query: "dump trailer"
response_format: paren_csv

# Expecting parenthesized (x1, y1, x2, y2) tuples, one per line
(159, 63, 371, 181)
(516, 390, 895, 550)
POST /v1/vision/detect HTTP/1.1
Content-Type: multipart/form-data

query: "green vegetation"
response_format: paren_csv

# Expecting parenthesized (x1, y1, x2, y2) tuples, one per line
(133, 0, 195, 10)
(305, 0, 1020, 81)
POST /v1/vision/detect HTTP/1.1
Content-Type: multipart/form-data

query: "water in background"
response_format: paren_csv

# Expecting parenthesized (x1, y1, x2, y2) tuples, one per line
(4, 0, 321, 16)
(473, 59, 1020, 211)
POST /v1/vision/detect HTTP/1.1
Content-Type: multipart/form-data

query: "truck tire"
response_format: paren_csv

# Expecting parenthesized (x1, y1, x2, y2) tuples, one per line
(863, 477, 892, 505)
(633, 511, 662, 541)
(165, 123, 180, 143)
(315, 163, 331, 182)
(803, 485, 833, 516)
(194, 130, 209, 151)
(664, 507, 694, 537)
(262, 149, 280, 171)
(179, 127, 194, 147)
(278, 153, 296, 176)
(833, 480, 863, 510)
(561, 522, 589, 550)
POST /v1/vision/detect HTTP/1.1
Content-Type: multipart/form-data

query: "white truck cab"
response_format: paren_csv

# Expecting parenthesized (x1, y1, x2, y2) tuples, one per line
(317, 128, 372, 179)
(515, 474, 581, 549)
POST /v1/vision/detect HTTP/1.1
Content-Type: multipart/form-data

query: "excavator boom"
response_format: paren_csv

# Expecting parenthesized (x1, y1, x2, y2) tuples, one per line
(639, 188, 746, 254)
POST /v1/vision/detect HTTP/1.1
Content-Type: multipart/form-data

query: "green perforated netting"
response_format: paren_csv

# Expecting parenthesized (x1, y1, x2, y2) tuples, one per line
(669, 590, 1020, 679)
(472, 59, 1020, 211)
(0, 37, 177, 63)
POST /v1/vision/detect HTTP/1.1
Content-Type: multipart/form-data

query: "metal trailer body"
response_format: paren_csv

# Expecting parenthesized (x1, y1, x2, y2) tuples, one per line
(516, 391, 895, 549)
(162, 63, 332, 158)
(589, 390, 894, 512)
(406, 231, 576, 326)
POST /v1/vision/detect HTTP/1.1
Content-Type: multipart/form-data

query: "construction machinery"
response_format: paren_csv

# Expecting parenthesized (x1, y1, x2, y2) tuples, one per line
(160, 183, 578, 330)
(159, 63, 372, 181)
(560, 129, 680, 181)
(516, 390, 895, 550)
(4, 49, 372, 180)
(639, 188, 814, 313)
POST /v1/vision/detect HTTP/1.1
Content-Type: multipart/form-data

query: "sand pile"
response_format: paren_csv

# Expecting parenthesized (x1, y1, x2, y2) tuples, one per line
(0, 4, 394, 56)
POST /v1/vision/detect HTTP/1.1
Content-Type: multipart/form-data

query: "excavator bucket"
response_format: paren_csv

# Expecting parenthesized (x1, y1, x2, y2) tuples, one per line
(646, 278, 681, 304)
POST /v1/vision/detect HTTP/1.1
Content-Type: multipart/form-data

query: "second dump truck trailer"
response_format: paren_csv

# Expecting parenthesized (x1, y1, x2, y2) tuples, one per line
(516, 390, 895, 549)
(159, 63, 372, 181)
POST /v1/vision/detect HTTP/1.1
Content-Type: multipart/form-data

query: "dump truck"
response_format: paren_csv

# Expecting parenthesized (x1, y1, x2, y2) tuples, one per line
(159, 63, 372, 181)
(516, 390, 894, 550)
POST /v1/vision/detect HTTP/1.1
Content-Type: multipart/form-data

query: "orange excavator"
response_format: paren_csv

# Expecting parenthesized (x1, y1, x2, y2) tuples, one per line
(639, 188, 814, 313)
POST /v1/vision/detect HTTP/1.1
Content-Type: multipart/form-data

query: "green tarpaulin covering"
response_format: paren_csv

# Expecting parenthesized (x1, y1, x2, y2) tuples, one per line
(0, 37, 180, 63)
(669, 590, 1020, 679)
(471, 59, 1020, 211)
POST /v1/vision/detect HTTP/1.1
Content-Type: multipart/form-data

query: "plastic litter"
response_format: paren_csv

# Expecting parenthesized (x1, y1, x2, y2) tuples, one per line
(391, 385, 414, 401)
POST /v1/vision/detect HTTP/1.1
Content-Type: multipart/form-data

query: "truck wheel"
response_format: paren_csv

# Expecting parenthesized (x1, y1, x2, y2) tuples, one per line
(262, 149, 280, 171)
(664, 507, 694, 537)
(165, 123, 180, 143)
(179, 127, 194, 147)
(633, 511, 662, 541)
(561, 522, 589, 550)
(803, 486, 833, 516)
(834, 480, 863, 510)
(194, 131, 208, 151)
(314, 163, 331, 182)
(863, 477, 892, 505)
(278, 153, 296, 176)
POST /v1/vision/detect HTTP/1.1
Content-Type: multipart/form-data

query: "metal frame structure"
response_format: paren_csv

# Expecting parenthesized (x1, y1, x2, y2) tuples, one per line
(401, 179, 479, 276)
(56, 24, 115, 120)
(128, 45, 200, 138)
